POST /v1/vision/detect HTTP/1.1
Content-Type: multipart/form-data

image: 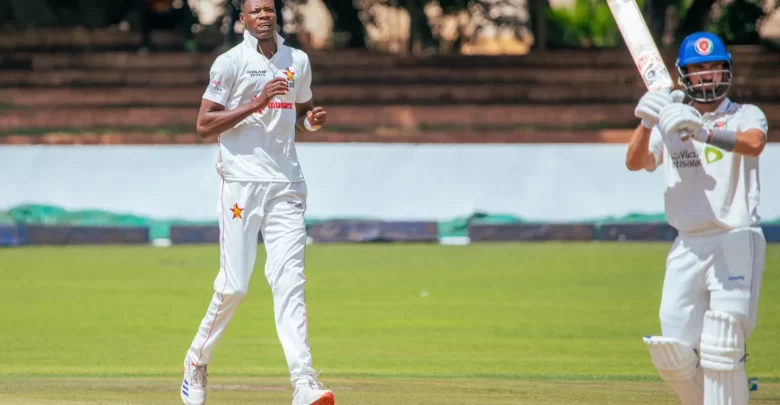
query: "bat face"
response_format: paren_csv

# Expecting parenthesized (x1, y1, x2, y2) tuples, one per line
(637, 51, 673, 91)
(608, 0, 674, 91)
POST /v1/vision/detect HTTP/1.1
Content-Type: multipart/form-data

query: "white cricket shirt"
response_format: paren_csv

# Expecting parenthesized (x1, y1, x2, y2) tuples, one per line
(202, 30, 313, 182)
(646, 98, 769, 235)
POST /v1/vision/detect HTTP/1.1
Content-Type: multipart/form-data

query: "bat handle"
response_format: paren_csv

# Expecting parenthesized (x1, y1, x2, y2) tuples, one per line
(680, 129, 691, 141)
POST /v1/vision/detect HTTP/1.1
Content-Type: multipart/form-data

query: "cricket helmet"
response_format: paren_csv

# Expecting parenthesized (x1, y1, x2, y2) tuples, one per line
(676, 32, 732, 103)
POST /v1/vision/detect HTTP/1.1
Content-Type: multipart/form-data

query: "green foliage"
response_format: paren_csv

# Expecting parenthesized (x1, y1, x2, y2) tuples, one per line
(708, 0, 765, 44)
(437, 0, 471, 13)
(546, 0, 622, 48)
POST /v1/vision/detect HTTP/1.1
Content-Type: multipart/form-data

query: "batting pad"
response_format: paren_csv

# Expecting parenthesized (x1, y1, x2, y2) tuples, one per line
(700, 310, 749, 405)
(643, 335, 704, 405)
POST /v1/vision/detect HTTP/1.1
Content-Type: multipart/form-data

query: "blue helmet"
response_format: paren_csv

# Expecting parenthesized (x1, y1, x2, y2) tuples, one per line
(676, 32, 732, 103)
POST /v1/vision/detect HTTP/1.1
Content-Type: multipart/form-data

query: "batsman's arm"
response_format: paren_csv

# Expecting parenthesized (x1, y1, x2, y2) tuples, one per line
(700, 129, 766, 157)
(700, 105, 767, 156)
(626, 123, 659, 171)
(732, 130, 767, 156)
(727, 105, 768, 157)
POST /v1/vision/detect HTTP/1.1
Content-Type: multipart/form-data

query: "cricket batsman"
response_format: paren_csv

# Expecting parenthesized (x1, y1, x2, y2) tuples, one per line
(179, 0, 332, 404)
(625, 32, 767, 405)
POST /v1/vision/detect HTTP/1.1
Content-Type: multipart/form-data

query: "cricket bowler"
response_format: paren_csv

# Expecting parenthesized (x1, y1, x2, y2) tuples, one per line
(180, 0, 332, 404)
(625, 32, 768, 405)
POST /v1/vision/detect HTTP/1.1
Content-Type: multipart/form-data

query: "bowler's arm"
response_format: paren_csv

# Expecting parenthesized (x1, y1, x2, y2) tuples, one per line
(295, 100, 314, 131)
(293, 54, 326, 132)
(197, 53, 268, 139)
(197, 99, 262, 139)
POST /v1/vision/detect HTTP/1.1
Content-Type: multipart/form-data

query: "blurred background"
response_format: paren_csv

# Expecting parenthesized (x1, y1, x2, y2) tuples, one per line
(2, 3, 780, 404)
(0, 0, 779, 244)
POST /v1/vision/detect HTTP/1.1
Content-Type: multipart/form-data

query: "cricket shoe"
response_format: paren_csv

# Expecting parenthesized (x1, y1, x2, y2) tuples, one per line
(181, 357, 208, 405)
(292, 376, 335, 405)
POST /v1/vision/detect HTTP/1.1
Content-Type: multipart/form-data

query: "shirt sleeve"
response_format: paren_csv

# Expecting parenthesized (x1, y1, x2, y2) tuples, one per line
(202, 54, 237, 106)
(738, 104, 769, 139)
(295, 53, 313, 104)
(646, 126, 664, 172)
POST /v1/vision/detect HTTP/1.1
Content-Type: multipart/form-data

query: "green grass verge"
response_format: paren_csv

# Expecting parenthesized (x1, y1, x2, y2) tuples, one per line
(1, 243, 778, 404)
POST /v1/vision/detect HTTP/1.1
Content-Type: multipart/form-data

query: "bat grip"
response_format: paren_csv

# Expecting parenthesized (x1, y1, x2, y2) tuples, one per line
(680, 129, 691, 141)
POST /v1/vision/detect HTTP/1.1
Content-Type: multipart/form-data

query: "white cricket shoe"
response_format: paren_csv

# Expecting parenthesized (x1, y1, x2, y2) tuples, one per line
(181, 357, 208, 405)
(292, 376, 335, 405)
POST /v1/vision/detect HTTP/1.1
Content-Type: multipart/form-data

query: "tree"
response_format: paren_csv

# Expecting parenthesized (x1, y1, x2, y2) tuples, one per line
(643, 0, 672, 44)
(300, 0, 527, 53)
(676, 0, 718, 38)
(708, 0, 769, 44)
(317, 0, 368, 48)
(404, 0, 437, 53)
(546, 0, 621, 48)
(527, 0, 549, 50)
(436, 0, 528, 52)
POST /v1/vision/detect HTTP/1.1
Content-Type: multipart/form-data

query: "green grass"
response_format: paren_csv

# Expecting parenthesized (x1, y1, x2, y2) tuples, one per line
(1, 242, 779, 404)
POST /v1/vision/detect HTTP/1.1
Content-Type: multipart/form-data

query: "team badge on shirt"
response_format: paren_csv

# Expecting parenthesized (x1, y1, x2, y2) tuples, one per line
(283, 68, 295, 89)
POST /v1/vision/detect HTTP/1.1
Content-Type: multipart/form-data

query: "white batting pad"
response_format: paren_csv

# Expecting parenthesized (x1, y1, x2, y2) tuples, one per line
(643, 335, 704, 405)
(700, 310, 749, 405)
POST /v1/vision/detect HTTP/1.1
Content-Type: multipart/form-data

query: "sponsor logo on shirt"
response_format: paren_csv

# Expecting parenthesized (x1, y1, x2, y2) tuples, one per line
(670, 145, 724, 168)
(671, 149, 702, 169)
(252, 94, 294, 113)
(248, 69, 266, 77)
(208, 80, 224, 94)
(287, 201, 304, 210)
(704, 146, 723, 164)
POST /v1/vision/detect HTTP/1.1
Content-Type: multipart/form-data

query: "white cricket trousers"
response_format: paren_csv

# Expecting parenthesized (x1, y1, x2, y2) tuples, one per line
(659, 226, 766, 346)
(187, 179, 315, 385)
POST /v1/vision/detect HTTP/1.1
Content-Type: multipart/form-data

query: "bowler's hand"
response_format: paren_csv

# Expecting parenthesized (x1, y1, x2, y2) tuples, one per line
(255, 78, 289, 109)
(306, 106, 327, 130)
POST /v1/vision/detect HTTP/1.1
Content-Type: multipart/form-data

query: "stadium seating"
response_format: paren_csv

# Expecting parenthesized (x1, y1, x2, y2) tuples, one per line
(1, 28, 779, 145)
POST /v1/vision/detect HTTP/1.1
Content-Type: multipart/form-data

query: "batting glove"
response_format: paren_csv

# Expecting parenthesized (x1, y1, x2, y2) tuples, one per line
(658, 102, 703, 138)
(688, 127, 710, 142)
(634, 89, 686, 128)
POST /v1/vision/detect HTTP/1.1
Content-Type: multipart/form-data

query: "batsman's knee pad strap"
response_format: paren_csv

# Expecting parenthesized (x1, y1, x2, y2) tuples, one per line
(643, 336, 700, 381)
(700, 310, 746, 372)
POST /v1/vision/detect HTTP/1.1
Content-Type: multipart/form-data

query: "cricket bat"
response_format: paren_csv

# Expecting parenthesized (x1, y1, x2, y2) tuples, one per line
(607, 0, 691, 138)
(607, 0, 673, 91)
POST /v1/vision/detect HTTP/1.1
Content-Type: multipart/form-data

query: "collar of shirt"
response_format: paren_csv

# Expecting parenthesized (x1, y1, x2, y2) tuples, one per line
(701, 97, 735, 120)
(242, 29, 286, 55)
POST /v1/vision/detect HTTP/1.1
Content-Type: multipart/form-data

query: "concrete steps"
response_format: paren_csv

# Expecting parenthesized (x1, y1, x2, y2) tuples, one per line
(1, 36, 778, 144)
